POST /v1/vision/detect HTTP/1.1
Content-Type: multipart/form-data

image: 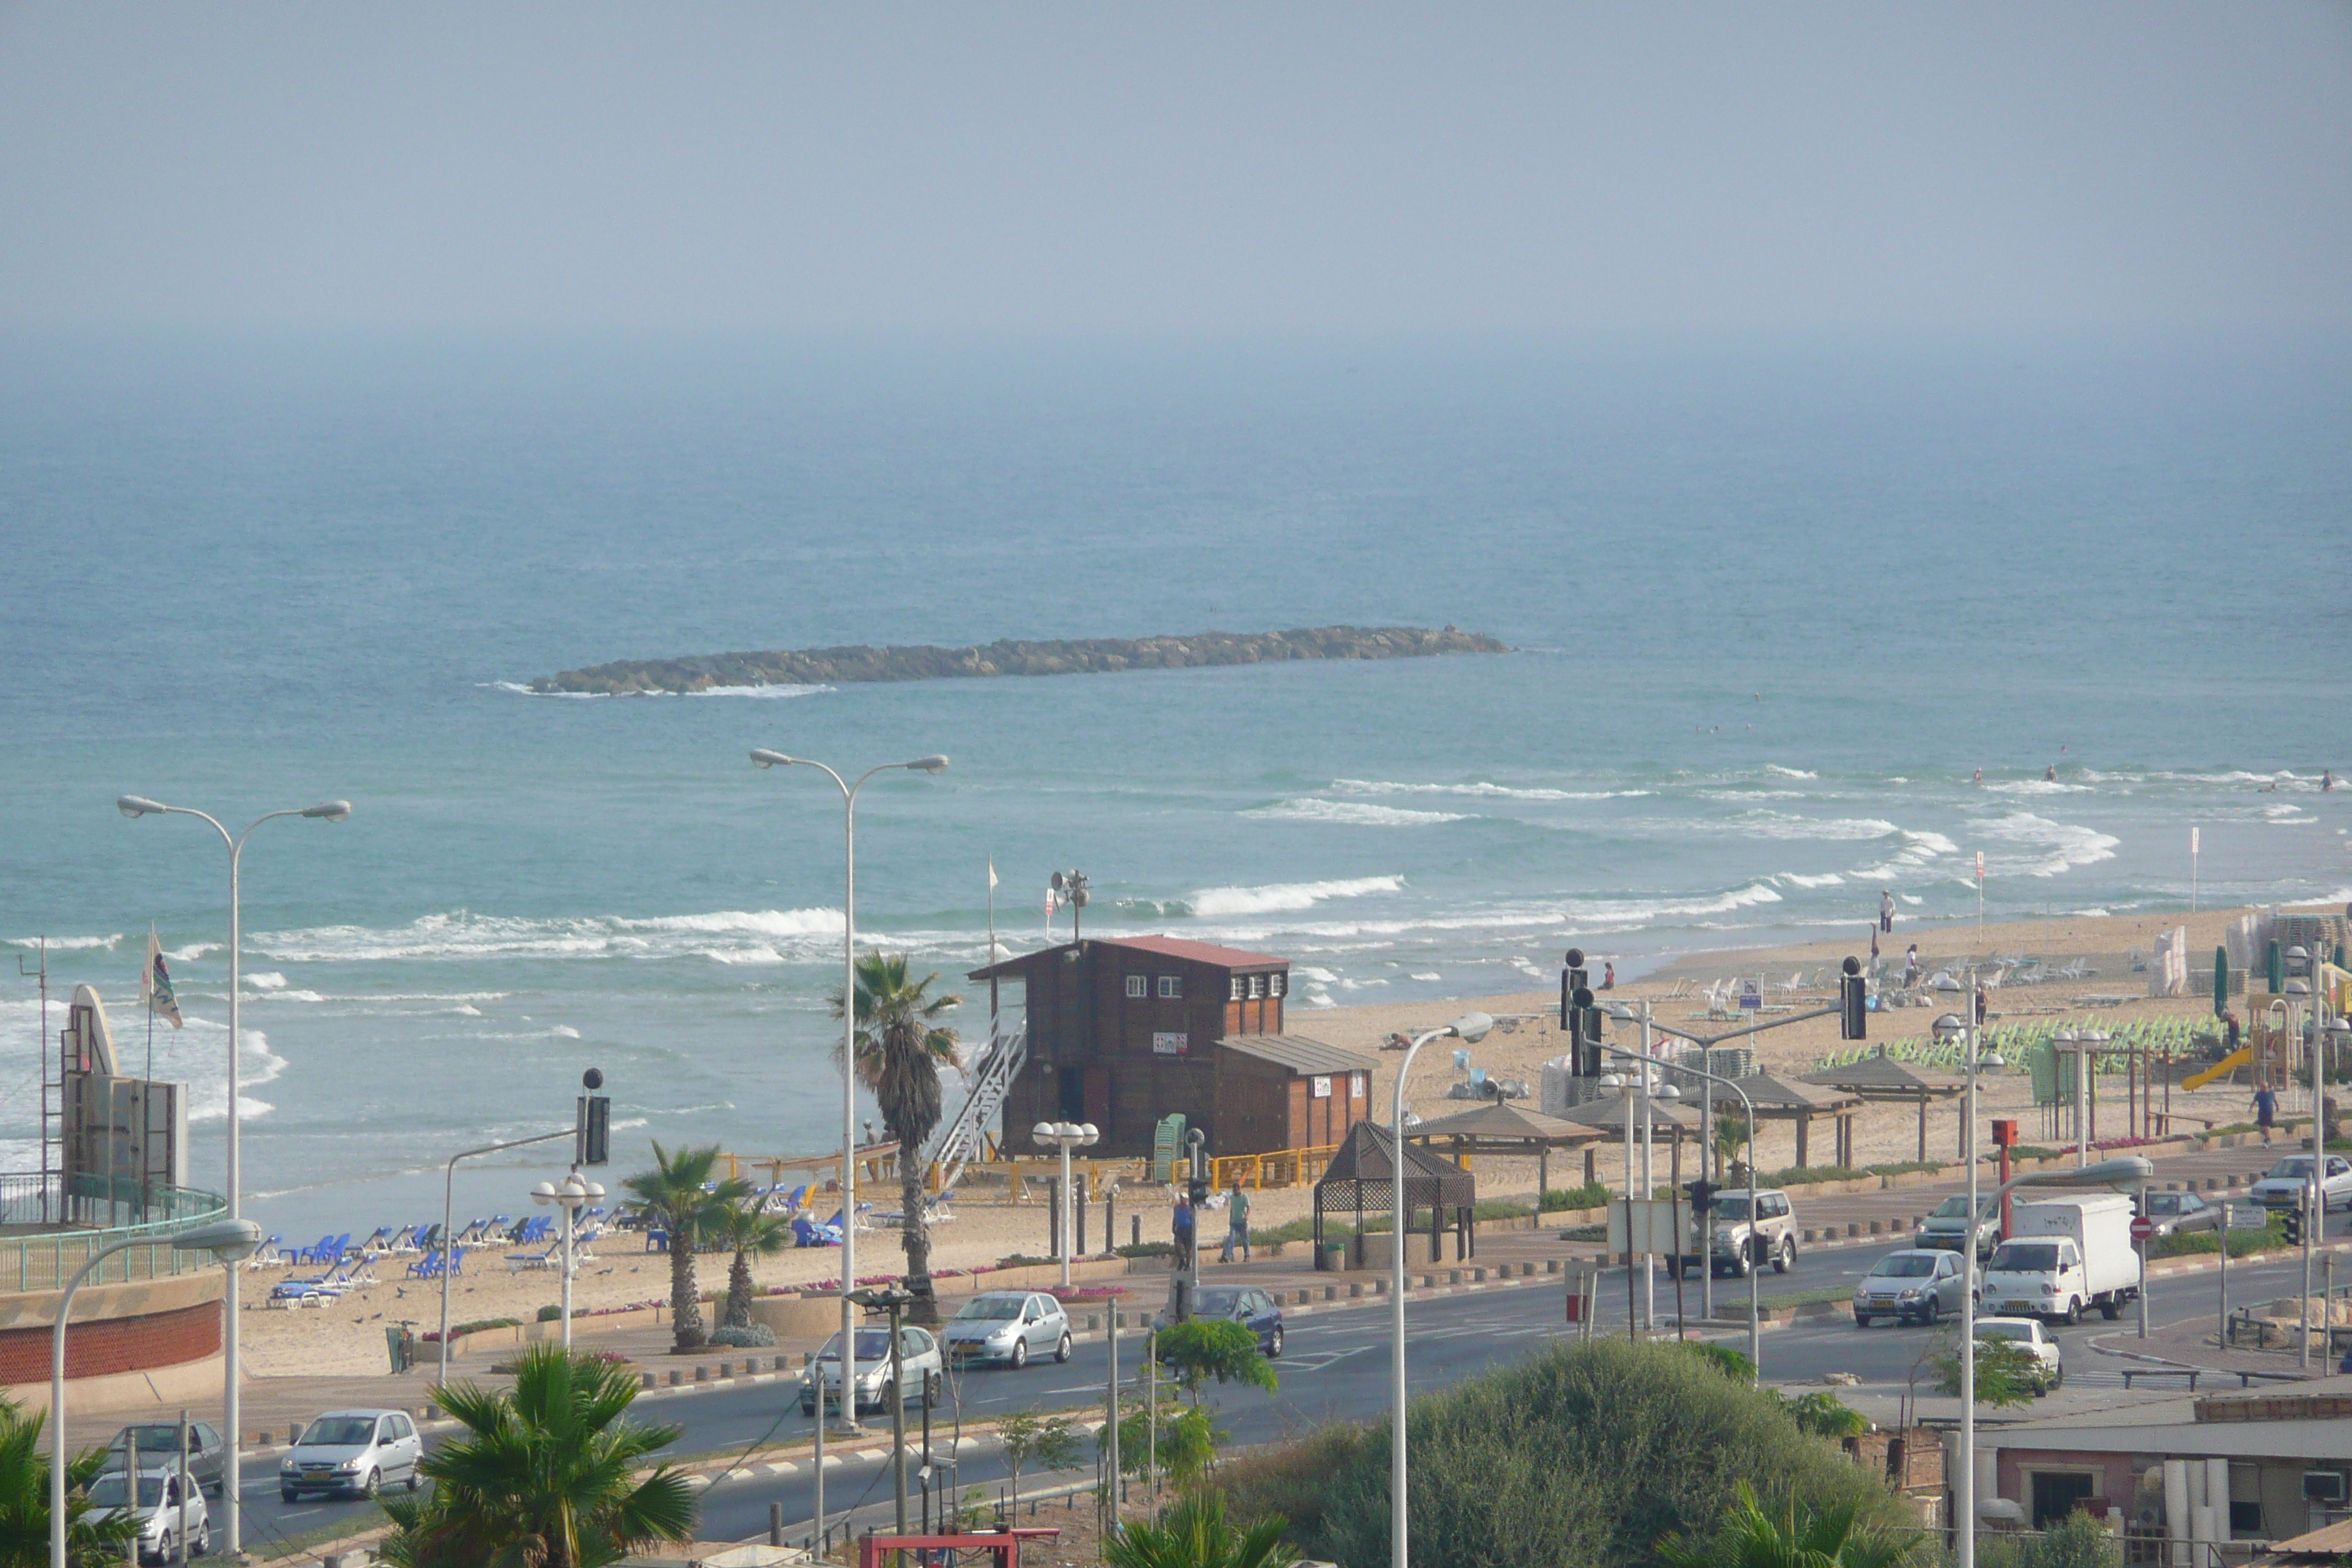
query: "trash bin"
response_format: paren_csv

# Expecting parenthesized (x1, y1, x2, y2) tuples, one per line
(1321, 1241, 1346, 1273)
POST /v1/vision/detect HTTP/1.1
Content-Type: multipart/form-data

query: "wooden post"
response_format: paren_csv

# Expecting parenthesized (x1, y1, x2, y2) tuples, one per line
(1917, 1094, 1929, 1164)
(1795, 1114, 1809, 1169)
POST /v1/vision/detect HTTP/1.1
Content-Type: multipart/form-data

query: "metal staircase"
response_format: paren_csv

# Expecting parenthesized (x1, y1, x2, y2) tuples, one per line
(925, 1025, 1027, 1197)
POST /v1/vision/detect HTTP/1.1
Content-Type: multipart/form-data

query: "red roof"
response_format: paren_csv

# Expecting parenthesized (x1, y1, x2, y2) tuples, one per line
(966, 933, 1288, 980)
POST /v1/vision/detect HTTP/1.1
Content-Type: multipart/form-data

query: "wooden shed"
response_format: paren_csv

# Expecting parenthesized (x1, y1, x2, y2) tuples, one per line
(968, 935, 1372, 1160)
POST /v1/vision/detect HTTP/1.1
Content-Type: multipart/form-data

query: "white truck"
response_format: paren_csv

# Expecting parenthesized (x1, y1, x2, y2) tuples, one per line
(1974, 1193, 2138, 1326)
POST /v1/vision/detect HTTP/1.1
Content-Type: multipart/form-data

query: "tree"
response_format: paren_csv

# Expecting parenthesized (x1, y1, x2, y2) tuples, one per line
(1714, 1112, 1747, 1180)
(380, 1345, 695, 1568)
(1975, 1512, 2122, 1568)
(0, 1401, 140, 1567)
(1104, 1492, 1300, 1568)
(1659, 1481, 1914, 1568)
(996, 1411, 1080, 1501)
(832, 952, 961, 1324)
(1932, 1333, 2040, 1409)
(620, 1142, 748, 1351)
(1155, 1319, 1277, 1406)
(711, 1196, 794, 1330)
(1105, 1401, 1223, 1489)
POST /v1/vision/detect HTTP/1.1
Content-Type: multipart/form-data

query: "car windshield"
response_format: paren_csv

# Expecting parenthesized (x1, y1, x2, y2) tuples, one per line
(817, 1330, 894, 1360)
(87, 1475, 164, 1509)
(2149, 1195, 2184, 1214)
(299, 1418, 377, 1448)
(112, 1426, 187, 1453)
(1869, 1256, 1939, 1278)
(1976, 1323, 2032, 1343)
(2268, 1158, 2314, 1180)
(1714, 1197, 1752, 1221)
(955, 1297, 1023, 1321)
(1989, 1243, 2060, 1273)
(1931, 1195, 1994, 1218)
(1196, 1289, 1241, 1314)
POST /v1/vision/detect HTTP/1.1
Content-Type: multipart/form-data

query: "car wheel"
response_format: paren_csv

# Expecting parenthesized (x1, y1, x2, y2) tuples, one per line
(359, 1468, 380, 1501)
(1733, 1250, 1752, 1278)
(1852, 1312, 1871, 1329)
(923, 1369, 943, 1406)
(2062, 1297, 2081, 1327)
(1054, 1333, 1072, 1365)
(1268, 1324, 1284, 1357)
(1773, 1238, 1794, 1274)
(1921, 1297, 1940, 1327)
(2052, 1365, 2064, 1388)
(192, 1518, 211, 1557)
(1010, 1338, 1028, 1370)
(406, 1469, 422, 1493)
(2099, 1298, 2120, 1321)
(800, 1403, 816, 1418)
(281, 1488, 299, 1504)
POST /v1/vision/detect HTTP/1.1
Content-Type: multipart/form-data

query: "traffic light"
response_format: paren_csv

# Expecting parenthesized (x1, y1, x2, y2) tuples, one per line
(1560, 948, 1588, 1031)
(1839, 956, 1867, 1041)
(1567, 984, 1603, 1076)
(2283, 1203, 2304, 1248)
(1684, 1177, 1719, 1218)
(578, 1068, 611, 1166)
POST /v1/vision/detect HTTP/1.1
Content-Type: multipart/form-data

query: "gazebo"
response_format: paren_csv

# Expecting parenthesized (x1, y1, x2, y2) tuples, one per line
(1799, 1049, 1966, 1164)
(1311, 1120, 1477, 1272)
(1403, 1101, 1599, 1199)
(1727, 1071, 1863, 1169)
(1548, 1090, 1707, 1188)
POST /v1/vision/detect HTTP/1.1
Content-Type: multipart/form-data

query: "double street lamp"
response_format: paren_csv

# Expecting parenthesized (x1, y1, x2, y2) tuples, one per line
(1388, 1011, 1492, 1568)
(1030, 1121, 1098, 1289)
(750, 750, 947, 1436)
(532, 1171, 605, 1352)
(116, 794, 350, 1558)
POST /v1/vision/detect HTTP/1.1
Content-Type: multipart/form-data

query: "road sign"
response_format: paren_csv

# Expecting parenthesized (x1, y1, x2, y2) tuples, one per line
(2226, 1203, 2269, 1230)
(2130, 1215, 2157, 1243)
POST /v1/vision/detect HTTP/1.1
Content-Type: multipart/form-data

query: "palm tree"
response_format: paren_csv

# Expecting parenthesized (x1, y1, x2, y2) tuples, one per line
(1658, 1481, 1913, 1568)
(380, 1345, 696, 1568)
(0, 1400, 140, 1567)
(1102, 1492, 1298, 1568)
(712, 1196, 794, 1329)
(832, 952, 961, 1324)
(620, 1142, 747, 1352)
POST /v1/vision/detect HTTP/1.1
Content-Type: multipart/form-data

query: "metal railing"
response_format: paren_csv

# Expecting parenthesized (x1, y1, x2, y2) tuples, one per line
(1210, 1143, 1341, 1191)
(0, 1175, 229, 1294)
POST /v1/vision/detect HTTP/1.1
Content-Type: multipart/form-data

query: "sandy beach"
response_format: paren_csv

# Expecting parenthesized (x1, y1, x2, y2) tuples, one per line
(241, 900, 2324, 1379)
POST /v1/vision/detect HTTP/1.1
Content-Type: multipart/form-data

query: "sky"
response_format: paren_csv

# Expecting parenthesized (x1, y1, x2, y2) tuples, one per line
(1, 3, 2348, 336)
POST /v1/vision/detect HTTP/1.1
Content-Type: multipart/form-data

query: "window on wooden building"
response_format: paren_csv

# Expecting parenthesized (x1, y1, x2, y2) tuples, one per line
(1248, 974, 1267, 999)
(1157, 975, 1183, 999)
(1229, 976, 1245, 1000)
(1269, 973, 1286, 998)
(1125, 974, 1148, 999)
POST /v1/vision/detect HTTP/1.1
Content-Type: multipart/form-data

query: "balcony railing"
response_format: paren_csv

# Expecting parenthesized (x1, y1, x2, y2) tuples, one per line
(0, 1173, 230, 1294)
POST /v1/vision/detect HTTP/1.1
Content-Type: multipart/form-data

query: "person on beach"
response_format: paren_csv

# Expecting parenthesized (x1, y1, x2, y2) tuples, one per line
(1601, 961, 1616, 990)
(2225, 1012, 2241, 1052)
(1880, 890, 1894, 932)
(1903, 944, 1921, 990)
(1172, 1194, 1196, 1266)
(2326, 769, 2335, 793)
(1219, 1181, 1252, 1262)
(1975, 984, 1989, 1025)
(2253, 1082, 2278, 1143)
(2046, 764, 2058, 782)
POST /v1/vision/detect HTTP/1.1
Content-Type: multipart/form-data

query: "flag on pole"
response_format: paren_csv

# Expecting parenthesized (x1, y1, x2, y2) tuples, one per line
(988, 859, 998, 891)
(143, 927, 184, 1029)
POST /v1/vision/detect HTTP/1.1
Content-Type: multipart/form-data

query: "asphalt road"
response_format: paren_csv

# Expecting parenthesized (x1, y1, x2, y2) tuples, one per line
(219, 1239, 2345, 1556)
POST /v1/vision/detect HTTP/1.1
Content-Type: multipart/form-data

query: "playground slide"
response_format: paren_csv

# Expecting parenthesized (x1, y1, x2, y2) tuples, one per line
(2184, 1047, 2250, 1093)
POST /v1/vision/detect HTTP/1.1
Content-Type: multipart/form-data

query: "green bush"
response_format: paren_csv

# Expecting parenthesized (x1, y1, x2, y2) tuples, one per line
(1541, 1183, 1614, 1213)
(1767, 1165, 1870, 1188)
(1865, 1160, 1946, 1178)
(1976, 1512, 2122, 1568)
(1117, 1240, 1177, 1259)
(2147, 1217, 2285, 1260)
(1217, 1337, 1918, 1568)
(536, 1303, 567, 1323)
(708, 1323, 775, 1348)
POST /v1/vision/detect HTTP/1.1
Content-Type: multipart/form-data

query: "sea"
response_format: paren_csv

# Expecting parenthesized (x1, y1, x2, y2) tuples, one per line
(3, 331, 2348, 1243)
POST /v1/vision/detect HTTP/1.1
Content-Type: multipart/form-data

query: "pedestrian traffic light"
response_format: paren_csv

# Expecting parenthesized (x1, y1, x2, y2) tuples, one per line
(1561, 948, 1588, 1030)
(1567, 984, 1603, 1076)
(1684, 1177, 1719, 1218)
(578, 1068, 611, 1166)
(1839, 956, 1867, 1041)
(2283, 1204, 2304, 1248)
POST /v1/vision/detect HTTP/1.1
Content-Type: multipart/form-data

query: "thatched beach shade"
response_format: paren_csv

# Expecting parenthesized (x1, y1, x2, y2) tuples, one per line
(1800, 1048, 1967, 1164)
(1548, 1091, 1708, 1190)
(1727, 1071, 1864, 1170)
(1404, 1101, 1602, 1199)
(1311, 1120, 1478, 1273)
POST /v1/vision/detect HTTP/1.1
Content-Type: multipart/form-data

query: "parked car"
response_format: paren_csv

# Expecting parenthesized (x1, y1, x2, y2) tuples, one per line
(800, 1325, 944, 1416)
(1975, 1316, 2062, 1394)
(1694, 1188, 1798, 1278)
(1852, 1248, 1972, 1327)
(278, 1409, 423, 1501)
(100, 1420, 227, 1495)
(2141, 1191, 2220, 1238)
(1915, 1192, 2003, 1259)
(941, 1291, 1072, 1369)
(2250, 1155, 2352, 1213)
(1154, 1286, 1284, 1357)
(88, 1467, 209, 1562)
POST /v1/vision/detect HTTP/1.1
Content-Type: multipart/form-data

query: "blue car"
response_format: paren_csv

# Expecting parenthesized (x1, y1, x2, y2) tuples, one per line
(1156, 1286, 1284, 1357)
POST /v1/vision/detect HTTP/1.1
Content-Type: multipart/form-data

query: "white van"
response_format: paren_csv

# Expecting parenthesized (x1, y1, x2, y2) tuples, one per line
(1975, 1193, 2137, 1325)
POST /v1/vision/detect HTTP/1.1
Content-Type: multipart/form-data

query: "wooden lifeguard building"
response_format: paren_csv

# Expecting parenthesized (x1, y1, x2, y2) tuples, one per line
(967, 935, 1373, 1160)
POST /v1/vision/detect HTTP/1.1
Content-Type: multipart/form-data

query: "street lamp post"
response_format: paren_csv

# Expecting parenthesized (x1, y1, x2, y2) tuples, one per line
(845, 1285, 917, 1535)
(751, 751, 948, 1433)
(50, 1218, 260, 1568)
(532, 1172, 604, 1352)
(116, 794, 350, 1558)
(1030, 1122, 1098, 1289)
(1389, 1011, 1491, 1568)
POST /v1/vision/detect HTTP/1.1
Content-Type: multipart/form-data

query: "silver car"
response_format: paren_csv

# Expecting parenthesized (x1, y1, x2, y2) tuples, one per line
(278, 1409, 424, 1501)
(1915, 1192, 2002, 1259)
(942, 1291, 1072, 1369)
(800, 1325, 944, 1416)
(1852, 1248, 1972, 1327)
(89, 1468, 209, 1562)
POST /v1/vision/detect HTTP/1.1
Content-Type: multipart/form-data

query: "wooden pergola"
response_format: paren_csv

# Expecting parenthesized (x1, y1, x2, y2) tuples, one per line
(1312, 1120, 1478, 1270)
(1799, 1049, 1967, 1164)
(1727, 1071, 1864, 1169)
(1549, 1090, 1707, 1188)
(1404, 1101, 1601, 1199)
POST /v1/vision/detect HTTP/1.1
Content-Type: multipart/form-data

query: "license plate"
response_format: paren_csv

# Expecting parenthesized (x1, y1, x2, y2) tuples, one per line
(2002, 1302, 2035, 1313)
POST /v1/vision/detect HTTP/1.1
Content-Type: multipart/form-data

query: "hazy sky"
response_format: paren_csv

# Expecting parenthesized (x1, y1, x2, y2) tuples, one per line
(3, 3, 2347, 335)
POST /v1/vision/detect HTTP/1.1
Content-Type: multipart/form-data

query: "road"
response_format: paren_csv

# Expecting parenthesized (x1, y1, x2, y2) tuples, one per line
(222, 1237, 2342, 1556)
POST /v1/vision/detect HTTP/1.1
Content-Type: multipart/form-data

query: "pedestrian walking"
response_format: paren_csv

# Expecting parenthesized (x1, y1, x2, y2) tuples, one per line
(1903, 943, 1921, 990)
(2253, 1083, 2278, 1143)
(1219, 1181, 1252, 1262)
(1880, 890, 1894, 932)
(1171, 1194, 1195, 1265)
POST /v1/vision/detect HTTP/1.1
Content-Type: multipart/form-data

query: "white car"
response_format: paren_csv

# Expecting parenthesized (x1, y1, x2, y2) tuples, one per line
(801, 1324, 944, 1416)
(1975, 1316, 2062, 1394)
(2250, 1155, 2352, 1214)
(941, 1291, 1072, 1369)
(278, 1409, 424, 1501)
(88, 1467, 209, 1562)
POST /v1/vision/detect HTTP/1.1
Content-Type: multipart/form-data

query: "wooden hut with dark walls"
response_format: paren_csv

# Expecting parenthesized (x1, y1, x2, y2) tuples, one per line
(968, 935, 1373, 1161)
